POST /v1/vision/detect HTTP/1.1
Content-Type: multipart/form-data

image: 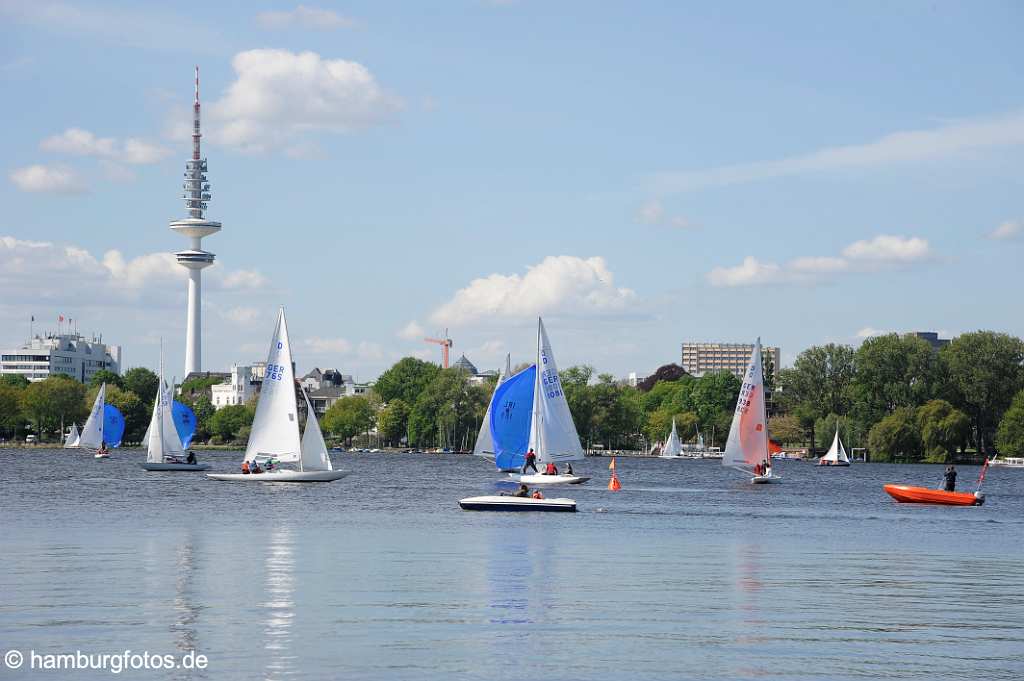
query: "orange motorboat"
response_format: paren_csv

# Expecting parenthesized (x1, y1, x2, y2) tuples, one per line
(883, 484, 984, 506)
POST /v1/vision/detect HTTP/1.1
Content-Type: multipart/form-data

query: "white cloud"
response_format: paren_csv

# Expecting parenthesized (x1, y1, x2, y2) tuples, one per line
(208, 49, 401, 153)
(430, 255, 636, 324)
(842, 235, 931, 263)
(99, 161, 136, 183)
(857, 327, 889, 338)
(636, 199, 696, 229)
(40, 128, 170, 165)
(655, 110, 1024, 193)
(302, 337, 353, 354)
(987, 220, 1022, 240)
(8, 164, 86, 194)
(0, 235, 266, 306)
(256, 5, 355, 30)
(397, 320, 425, 340)
(708, 235, 931, 287)
(223, 306, 260, 324)
(221, 269, 268, 290)
(707, 256, 783, 287)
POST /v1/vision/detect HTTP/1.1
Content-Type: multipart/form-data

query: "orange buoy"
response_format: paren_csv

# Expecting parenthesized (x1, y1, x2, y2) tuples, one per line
(608, 472, 621, 491)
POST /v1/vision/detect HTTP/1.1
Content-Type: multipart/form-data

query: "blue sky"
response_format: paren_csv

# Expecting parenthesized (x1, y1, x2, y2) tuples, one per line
(2, 0, 1022, 381)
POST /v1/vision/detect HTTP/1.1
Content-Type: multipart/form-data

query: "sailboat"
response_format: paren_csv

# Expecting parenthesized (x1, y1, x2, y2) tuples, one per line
(472, 353, 514, 470)
(79, 383, 108, 457)
(63, 423, 80, 448)
(722, 339, 780, 484)
(141, 351, 210, 471)
(507, 318, 590, 486)
(207, 308, 348, 482)
(817, 425, 851, 467)
(659, 418, 683, 458)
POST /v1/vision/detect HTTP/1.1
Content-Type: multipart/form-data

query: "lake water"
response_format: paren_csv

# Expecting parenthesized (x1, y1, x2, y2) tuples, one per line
(1, 450, 1022, 680)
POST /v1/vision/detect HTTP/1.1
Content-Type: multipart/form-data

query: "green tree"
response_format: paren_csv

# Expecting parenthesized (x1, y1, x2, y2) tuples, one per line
(123, 367, 159, 407)
(0, 384, 27, 437)
(406, 369, 488, 449)
(180, 394, 215, 443)
(89, 369, 124, 390)
(208, 404, 254, 442)
(590, 376, 643, 449)
(323, 396, 377, 444)
(768, 414, 803, 446)
(853, 334, 937, 422)
(561, 365, 596, 446)
(374, 357, 441, 405)
(645, 409, 698, 445)
(88, 384, 147, 444)
(814, 413, 854, 451)
(0, 374, 30, 388)
(995, 389, 1024, 457)
(940, 331, 1024, 455)
(687, 371, 741, 427)
(20, 377, 87, 438)
(377, 398, 411, 446)
(915, 399, 971, 462)
(867, 408, 922, 462)
(778, 343, 856, 453)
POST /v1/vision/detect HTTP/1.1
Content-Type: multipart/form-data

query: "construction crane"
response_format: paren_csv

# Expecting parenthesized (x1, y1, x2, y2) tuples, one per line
(424, 329, 453, 368)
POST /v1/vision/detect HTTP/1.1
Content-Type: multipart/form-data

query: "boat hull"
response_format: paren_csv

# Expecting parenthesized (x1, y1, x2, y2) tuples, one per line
(508, 473, 590, 485)
(751, 474, 781, 484)
(883, 484, 984, 506)
(817, 460, 851, 467)
(140, 462, 211, 472)
(459, 495, 576, 512)
(207, 470, 350, 483)
(94, 453, 110, 459)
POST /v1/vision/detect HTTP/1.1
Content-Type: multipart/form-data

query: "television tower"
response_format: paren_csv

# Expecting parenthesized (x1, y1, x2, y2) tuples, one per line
(170, 66, 221, 376)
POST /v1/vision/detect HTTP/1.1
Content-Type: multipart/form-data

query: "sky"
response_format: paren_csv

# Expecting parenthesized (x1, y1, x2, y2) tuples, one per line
(1, 0, 1022, 382)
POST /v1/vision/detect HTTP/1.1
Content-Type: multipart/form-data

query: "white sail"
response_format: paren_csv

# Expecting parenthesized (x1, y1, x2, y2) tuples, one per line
(78, 383, 106, 450)
(473, 353, 511, 459)
(663, 418, 682, 457)
(528, 318, 585, 463)
(300, 391, 333, 472)
(820, 426, 850, 464)
(245, 308, 302, 463)
(148, 354, 185, 463)
(146, 392, 163, 463)
(63, 423, 80, 448)
(722, 340, 768, 472)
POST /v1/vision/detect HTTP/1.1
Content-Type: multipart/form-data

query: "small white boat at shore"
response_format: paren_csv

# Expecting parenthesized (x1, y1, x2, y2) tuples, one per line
(207, 308, 347, 484)
(988, 456, 1024, 468)
(658, 418, 683, 458)
(817, 425, 851, 467)
(459, 495, 576, 512)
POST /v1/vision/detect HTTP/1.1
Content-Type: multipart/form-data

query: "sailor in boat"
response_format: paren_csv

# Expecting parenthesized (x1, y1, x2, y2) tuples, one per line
(522, 448, 538, 473)
(186, 451, 197, 465)
(251, 461, 263, 474)
(97, 443, 108, 457)
(531, 489, 544, 499)
(566, 462, 574, 475)
(543, 462, 558, 475)
(511, 484, 530, 497)
(943, 465, 957, 491)
(241, 461, 250, 475)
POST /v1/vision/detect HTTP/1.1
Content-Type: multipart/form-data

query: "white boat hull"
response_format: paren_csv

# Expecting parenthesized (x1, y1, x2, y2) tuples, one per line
(140, 462, 212, 472)
(751, 474, 782, 484)
(508, 473, 590, 485)
(207, 470, 350, 483)
(459, 495, 576, 512)
(94, 452, 110, 459)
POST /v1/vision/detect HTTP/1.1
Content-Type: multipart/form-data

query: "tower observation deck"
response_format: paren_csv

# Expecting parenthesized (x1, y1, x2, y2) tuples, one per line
(170, 66, 221, 375)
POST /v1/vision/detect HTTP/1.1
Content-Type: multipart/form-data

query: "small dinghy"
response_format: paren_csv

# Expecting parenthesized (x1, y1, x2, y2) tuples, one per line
(751, 472, 781, 484)
(723, 339, 781, 485)
(884, 484, 984, 506)
(141, 349, 210, 472)
(508, 473, 590, 485)
(817, 426, 851, 467)
(208, 469, 350, 482)
(459, 495, 576, 512)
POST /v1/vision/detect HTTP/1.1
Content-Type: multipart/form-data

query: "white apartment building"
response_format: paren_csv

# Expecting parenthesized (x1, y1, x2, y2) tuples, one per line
(210, 364, 259, 408)
(0, 333, 122, 383)
(681, 342, 781, 380)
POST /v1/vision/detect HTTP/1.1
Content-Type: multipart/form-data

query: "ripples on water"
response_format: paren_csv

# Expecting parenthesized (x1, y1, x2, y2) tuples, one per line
(1, 450, 1022, 680)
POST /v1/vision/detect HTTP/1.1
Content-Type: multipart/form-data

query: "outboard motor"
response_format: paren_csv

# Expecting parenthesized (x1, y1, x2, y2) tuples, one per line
(974, 491, 986, 506)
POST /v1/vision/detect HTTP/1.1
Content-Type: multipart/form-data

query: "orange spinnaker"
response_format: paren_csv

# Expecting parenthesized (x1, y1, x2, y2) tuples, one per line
(883, 484, 983, 506)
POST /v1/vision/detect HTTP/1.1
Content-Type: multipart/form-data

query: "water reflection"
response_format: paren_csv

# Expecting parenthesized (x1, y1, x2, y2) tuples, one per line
(171, 530, 200, 654)
(262, 527, 296, 679)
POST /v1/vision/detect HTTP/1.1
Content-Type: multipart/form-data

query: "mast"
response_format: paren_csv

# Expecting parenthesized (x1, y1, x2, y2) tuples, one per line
(533, 318, 543, 458)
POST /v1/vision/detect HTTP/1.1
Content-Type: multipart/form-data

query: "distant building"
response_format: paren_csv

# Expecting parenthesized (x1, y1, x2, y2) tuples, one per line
(300, 367, 372, 415)
(681, 342, 781, 380)
(906, 331, 950, 351)
(0, 333, 121, 383)
(627, 372, 646, 387)
(452, 354, 478, 374)
(210, 364, 259, 408)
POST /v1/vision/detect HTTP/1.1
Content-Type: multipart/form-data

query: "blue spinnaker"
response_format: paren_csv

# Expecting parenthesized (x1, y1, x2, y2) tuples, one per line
(172, 400, 197, 449)
(491, 364, 536, 471)
(103, 404, 125, 447)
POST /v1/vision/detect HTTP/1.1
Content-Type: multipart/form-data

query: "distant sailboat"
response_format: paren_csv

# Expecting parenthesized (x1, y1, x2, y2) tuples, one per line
(722, 339, 779, 484)
(508, 318, 589, 486)
(818, 425, 851, 467)
(63, 423, 80, 448)
(659, 418, 683, 458)
(208, 308, 348, 482)
(141, 349, 210, 471)
(473, 353, 511, 468)
(79, 384, 108, 456)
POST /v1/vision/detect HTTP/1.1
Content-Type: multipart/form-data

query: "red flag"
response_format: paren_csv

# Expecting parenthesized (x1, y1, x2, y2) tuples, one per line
(977, 458, 990, 485)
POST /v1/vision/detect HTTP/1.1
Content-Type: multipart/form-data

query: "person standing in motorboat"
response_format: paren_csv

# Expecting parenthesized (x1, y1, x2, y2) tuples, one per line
(943, 465, 957, 492)
(522, 448, 538, 473)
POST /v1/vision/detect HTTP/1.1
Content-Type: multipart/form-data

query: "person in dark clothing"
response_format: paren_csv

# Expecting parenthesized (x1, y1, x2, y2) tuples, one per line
(251, 461, 263, 474)
(522, 448, 538, 473)
(513, 484, 530, 498)
(186, 451, 197, 465)
(943, 465, 957, 492)
(566, 463, 574, 475)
